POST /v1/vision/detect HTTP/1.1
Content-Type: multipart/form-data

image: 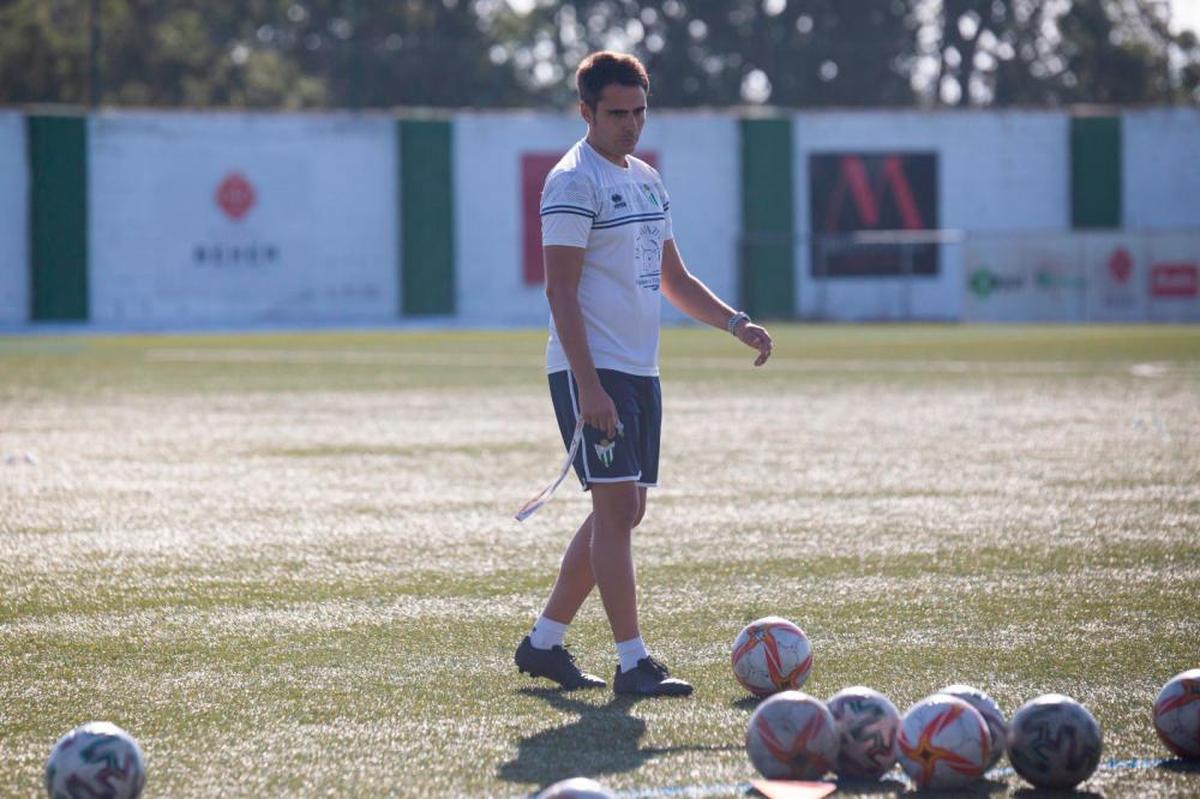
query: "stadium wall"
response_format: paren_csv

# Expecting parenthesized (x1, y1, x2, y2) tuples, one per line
(0, 111, 28, 324)
(0, 107, 1196, 328)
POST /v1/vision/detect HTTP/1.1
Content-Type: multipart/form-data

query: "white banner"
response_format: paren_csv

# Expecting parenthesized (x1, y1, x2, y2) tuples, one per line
(0, 111, 28, 324)
(88, 112, 398, 325)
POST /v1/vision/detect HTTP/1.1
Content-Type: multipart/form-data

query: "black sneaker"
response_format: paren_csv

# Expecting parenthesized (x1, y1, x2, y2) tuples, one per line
(612, 656, 693, 697)
(514, 637, 606, 690)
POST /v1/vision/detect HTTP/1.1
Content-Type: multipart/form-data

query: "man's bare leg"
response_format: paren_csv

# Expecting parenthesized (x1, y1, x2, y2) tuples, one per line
(541, 513, 596, 624)
(588, 481, 642, 643)
(542, 488, 646, 625)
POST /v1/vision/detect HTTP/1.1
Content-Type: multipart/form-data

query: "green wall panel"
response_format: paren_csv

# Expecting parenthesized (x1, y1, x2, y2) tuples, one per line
(400, 119, 455, 316)
(740, 118, 795, 318)
(1071, 115, 1121, 229)
(28, 115, 88, 321)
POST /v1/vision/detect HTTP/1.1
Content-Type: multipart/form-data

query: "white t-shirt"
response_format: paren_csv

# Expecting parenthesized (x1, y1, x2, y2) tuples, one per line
(541, 139, 673, 377)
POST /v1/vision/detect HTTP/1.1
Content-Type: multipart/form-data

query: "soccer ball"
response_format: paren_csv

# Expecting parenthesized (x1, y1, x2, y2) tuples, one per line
(745, 690, 839, 779)
(45, 722, 145, 799)
(536, 777, 615, 798)
(731, 616, 813, 697)
(1153, 669, 1200, 760)
(826, 686, 900, 779)
(1007, 693, 1102, 789)
(896, 694, 989, 789)
(939, 683, 1007, 770)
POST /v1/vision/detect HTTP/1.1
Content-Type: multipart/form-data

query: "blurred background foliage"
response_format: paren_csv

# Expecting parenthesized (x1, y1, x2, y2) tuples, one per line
(1, 0, 1197, 109)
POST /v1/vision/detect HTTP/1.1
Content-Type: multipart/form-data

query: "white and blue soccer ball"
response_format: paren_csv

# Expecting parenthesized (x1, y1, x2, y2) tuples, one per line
(1153, 669, 1200, 760)
(45, 722, 145, 799)
(897, 693, 990, 790)
(1007, 693, 1102, 790)
(745, 690, 839, 780)
(939, 683, 1007, 770)
(535, 777, 615, 799)
(826, 686, 900, 779)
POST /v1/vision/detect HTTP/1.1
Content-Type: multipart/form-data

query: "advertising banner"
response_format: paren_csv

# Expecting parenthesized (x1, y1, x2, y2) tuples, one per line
(1144, 231, 1200, 322)
(808, 152, 939, 277)
(0, 112, 28, 324)
(1083, 235, 1147, 322)
(88, 112, 398, 325)
(962, 237, 1032, 322)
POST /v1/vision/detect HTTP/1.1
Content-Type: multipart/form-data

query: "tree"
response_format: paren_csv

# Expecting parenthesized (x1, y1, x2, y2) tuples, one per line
(931, 0, 1195, 106)
(0, 0, 1195, 109)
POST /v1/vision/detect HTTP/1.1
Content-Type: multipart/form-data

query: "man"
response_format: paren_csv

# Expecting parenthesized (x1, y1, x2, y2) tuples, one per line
(514, 51, 773, 697)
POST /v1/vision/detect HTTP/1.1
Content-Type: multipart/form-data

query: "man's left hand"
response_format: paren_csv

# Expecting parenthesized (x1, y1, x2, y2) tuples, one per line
(736, 322, 773, 367)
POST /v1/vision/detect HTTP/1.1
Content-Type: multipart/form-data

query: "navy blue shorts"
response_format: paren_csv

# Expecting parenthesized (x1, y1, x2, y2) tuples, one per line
(548, 369, 662, 489)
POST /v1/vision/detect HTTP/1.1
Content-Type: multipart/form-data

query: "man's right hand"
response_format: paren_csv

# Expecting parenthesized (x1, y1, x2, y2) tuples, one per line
(577, 381, 619, 439)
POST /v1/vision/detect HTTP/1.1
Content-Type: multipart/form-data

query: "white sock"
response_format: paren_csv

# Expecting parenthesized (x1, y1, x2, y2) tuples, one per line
(616, 636, 648, 673)
(529, 615, 568, 650)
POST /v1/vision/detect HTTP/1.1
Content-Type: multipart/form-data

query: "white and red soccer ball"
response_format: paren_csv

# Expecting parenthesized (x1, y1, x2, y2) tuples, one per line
(536, 777, 615, 799)
(896, 694, 990, 789)
(1153, 669, 1200, 760)
(45, 722, 145, 799)
(939, 683, 1007, 770)
(826, 686, 900, 779)
(745, 690, 839, 780)
(731, 617, 813, 697)
(1007, 693, 1102, 790)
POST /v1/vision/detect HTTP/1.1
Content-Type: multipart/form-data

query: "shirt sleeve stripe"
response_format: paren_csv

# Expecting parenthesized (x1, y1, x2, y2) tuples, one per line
(541, 208, 596, 220)
(540, 204, 596, 218)
(591, 212, 666, 230)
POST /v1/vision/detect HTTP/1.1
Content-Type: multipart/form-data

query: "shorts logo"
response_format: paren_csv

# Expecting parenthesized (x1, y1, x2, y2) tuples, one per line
(594, 421, 625, 467)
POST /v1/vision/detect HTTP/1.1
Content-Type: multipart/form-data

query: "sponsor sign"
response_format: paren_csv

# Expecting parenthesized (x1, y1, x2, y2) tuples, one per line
(809, 153, 939, 277)
(521, 150, 657, 285)
(1150, 263, 1199, 297)
(1092, 245, 1140, 316)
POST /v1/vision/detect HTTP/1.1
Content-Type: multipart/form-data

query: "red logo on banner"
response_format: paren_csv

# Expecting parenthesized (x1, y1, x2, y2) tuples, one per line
(521, 151, 658, 285)
(823, 155, 925, 232)
(1107, 248, 1132, 284)
(216, 172, 256, 221)
(1151, 263, 1199, 297)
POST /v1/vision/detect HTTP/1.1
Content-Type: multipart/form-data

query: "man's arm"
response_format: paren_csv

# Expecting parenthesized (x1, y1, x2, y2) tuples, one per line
(660, 239, 773, 366)
(544, 245, 619, 437)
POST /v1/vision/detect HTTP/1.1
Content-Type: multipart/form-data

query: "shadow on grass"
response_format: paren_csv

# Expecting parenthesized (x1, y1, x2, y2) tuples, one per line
(498, 687, 740, 790)
(732, 695, 763, 711)
(903, 778, 1010, 797)
(832, 776, 907, 795)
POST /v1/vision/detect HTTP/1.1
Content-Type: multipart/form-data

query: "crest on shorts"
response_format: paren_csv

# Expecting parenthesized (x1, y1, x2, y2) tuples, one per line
(593, 421, 624, 468)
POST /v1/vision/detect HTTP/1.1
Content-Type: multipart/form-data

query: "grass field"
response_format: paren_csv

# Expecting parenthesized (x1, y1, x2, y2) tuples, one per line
(1, 324, 1198, 798)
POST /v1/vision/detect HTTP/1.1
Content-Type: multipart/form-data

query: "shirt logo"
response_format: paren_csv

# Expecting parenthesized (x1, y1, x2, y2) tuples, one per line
(640, 184, 660, 208)
(611, 192, 627, 210)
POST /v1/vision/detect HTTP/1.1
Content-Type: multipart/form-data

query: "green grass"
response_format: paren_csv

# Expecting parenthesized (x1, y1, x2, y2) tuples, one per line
(1, 324, 1198, 798)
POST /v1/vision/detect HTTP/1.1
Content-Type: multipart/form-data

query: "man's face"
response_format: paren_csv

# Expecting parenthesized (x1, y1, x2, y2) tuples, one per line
(582, 83, 647, 159)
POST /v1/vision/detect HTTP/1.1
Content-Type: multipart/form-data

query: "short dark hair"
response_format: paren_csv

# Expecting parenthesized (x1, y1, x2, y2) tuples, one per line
(576, 51, 649, 109)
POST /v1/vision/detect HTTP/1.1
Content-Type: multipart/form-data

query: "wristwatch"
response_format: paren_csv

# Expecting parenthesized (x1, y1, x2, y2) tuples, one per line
(726, 311, 751, 335)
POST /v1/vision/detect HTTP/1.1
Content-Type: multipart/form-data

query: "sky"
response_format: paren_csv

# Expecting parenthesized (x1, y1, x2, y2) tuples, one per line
(1173, 0, 1200, 33)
